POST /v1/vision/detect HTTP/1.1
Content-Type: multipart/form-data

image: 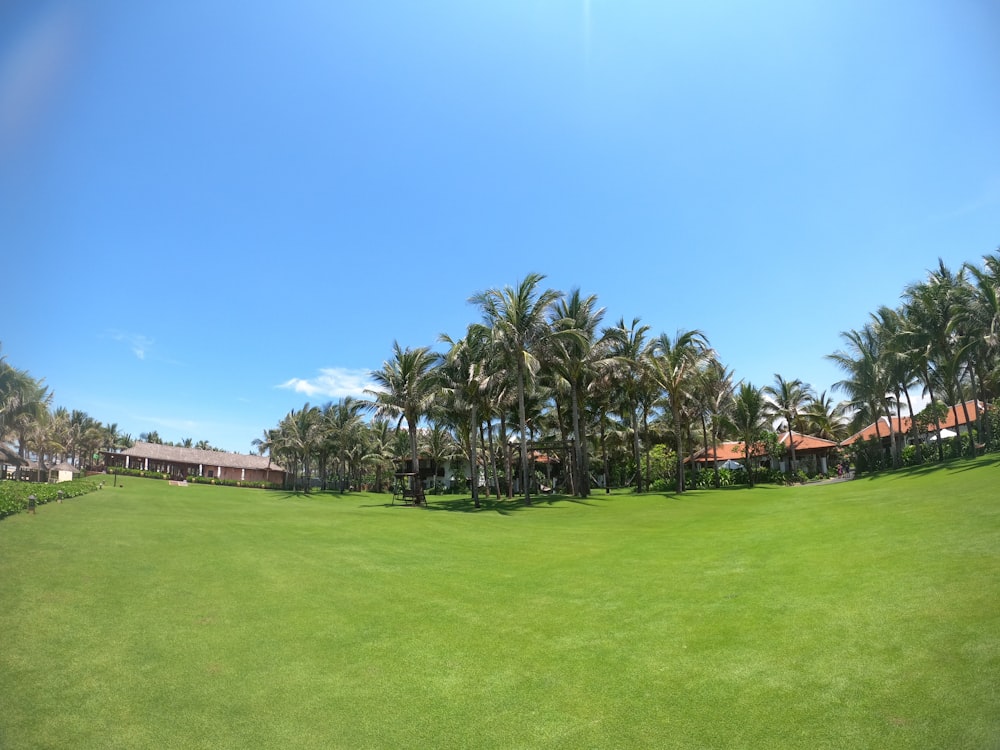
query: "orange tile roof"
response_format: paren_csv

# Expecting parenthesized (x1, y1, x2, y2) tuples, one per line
(779, 432, 839, 451)
(691, 441, 746, 463)
(840, 401, 984, 446)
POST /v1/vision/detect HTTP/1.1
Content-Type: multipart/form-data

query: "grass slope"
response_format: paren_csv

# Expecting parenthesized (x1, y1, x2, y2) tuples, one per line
(1, 459, 998, 749)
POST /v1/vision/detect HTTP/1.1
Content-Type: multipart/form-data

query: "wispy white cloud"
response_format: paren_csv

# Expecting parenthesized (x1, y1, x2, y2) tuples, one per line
(278, 367, 374, 399)
(107, 330, 154, 360)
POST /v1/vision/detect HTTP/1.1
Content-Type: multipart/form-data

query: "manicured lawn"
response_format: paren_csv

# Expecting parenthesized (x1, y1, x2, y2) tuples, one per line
(1, 459, 998, 749)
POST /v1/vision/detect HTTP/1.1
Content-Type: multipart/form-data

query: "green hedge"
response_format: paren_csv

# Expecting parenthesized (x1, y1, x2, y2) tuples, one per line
(0, 477, 102, 519)
(107, 467, 282, 490)
(185, 476, 282, 490)
(110, 467, 170, 481)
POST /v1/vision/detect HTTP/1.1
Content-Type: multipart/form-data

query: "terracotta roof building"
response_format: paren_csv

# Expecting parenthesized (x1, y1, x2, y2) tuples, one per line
(840, 400, 984, 447)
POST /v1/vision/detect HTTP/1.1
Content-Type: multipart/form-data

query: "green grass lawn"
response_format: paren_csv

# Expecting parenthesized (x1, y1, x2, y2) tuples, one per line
(1, 459, 998, 749)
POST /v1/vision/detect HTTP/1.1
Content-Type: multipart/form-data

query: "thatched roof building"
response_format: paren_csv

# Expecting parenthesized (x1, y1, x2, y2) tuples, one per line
(103, 442, 284, 484)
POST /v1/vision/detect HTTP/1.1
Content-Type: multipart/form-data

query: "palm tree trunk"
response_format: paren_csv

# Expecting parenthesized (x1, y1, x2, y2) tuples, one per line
(923, 370, 945, 462)
(631, 404, 643, 493)
(470, 405, 480, 508)
(957, 391, 975, 457)
(516, 353, 532, 505)
(673, 404, 685, 494)
(571, 389, 584, 497)
(601, 416, 610, 494)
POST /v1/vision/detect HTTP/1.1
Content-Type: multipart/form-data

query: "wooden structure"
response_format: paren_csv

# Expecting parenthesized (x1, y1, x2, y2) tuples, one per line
(392, 472, 425, 506)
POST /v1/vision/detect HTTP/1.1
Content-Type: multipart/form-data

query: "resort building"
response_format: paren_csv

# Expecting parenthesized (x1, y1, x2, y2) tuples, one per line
(102, 442, 285, 485)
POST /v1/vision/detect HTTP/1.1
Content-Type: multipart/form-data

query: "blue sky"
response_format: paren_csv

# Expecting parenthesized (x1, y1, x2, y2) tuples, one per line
(3, 1, 998, 453)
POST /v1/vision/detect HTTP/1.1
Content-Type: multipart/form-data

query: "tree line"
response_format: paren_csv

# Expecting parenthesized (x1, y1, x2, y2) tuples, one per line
(5, 251, 998, 495)
(0, 352, 227, 477)
(259, 252, 1000, 503)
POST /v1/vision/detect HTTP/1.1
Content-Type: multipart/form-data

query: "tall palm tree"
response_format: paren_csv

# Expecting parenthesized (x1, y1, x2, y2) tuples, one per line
(366, 341, 439, 490)
(360, 419, 398, 493)
(648, 329, 710, 493)
(470, 273, 563, 504)
(802, 390, 849, 442)
(545, 288, 607, 498)
(903, 262, 969, 459)
(321, 397, 365, 491)
(871, 305, 922, 460)
(728, 382, 769, 488)
(764, 374, 814, 473)
(828, 323, 896, 467)
(251, 428, 278, 485)
(695, 358, 735, 486)
(605, 317, 651, 492)
(439, 325, 493, 507)
(964, 252, 1000, 444)
(279, 405, 321, 492)
(4, 371, 53, 466)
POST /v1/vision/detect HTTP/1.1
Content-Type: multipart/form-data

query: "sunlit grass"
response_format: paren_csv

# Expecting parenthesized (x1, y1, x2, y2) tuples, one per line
(1, 458, 998, 748)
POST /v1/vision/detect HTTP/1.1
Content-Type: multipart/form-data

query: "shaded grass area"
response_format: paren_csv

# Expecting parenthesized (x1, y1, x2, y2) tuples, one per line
(1, 459, 998, 749)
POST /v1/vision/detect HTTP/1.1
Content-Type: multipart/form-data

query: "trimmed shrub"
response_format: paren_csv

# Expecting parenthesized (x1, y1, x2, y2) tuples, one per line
(0, 477, 101, 519)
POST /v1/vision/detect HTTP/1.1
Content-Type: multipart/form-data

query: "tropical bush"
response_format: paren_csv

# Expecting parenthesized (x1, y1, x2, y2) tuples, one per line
(0, 477, 101, 519)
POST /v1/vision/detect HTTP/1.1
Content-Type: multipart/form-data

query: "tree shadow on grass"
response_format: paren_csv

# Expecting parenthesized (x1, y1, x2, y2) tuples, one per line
(416, 493, 607, 514)
(859, 453, 1000, 481)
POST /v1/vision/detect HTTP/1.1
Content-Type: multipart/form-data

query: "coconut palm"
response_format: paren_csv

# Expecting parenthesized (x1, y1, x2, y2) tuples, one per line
(366, 341, 439, 490)
(870, 305, 923, 459)
(251, 428, 278, 485)
(802, 390, 849, 442)
(902, 262, 971, 459)
(694, 358, 735, 486)
(470, 273, 563, 504)
(439, 325, 493, 506)
(545, 288, 607, 497)
(648, 329, 710, 493)
(764, 374, 814, 473)
(360, 419, 398, 493)
(964, 252, 1000, 444)
(604, 317, 652, 492)
(828, 323, 897, 467)
(727, 382, 769, 488)
(278, 405, 322, 492)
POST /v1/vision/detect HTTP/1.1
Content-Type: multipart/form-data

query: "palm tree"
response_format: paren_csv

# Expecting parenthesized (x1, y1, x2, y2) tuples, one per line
(604, 317, 651, 492)
(278, 405, 321, 492)
(545, 288, 607, 498)
(903, 263, 969, 460)
(103, 422, 122, 453)
(251, 428, 278, 485)
(421, 422, 459, 493)
(439, 325, 493, 507)
(802, 390, 849, 442)
(728, 382, 769, 488)
(648, 329, 710, 493)
(764, 374, 814, 474)
(3, 369, 53, 467)
(694, 358, 735, 487)
(964, 252, 1000, 444)
(871, 305, 922, 460)
(320, 397, 365, 491)
(828, 323, 896, 468)
(360, 419, 397, 493)
(470, 273, 563, 504)
(366, 341, 439, 492)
